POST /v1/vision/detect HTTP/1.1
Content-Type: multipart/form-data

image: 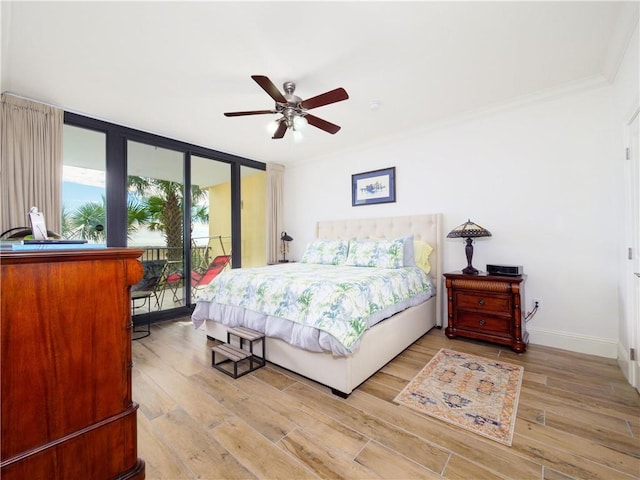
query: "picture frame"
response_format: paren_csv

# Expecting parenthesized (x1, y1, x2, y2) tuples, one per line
(28, 208, 48, 240)
(351, 167, 396, 206)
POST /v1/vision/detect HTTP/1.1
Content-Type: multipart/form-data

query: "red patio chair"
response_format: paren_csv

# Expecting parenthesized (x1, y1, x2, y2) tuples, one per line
(191, 254, 231, 289)
(165, 254, 231, 301)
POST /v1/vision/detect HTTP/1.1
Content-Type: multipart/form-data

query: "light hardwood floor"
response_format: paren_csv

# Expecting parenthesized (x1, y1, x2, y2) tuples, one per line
(133, 319, 640, 480)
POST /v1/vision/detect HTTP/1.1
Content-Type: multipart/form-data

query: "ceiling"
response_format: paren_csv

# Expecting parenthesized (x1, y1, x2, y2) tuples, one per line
(2, 2, 637, 165)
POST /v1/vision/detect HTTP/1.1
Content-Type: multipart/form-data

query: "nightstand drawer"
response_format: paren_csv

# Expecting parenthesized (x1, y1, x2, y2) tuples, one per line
(457, 312, 510, 335)
(455, 292, 511, 314)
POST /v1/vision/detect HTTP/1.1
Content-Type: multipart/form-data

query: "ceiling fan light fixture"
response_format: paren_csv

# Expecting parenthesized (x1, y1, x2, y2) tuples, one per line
(293, 115, 308, 131)
(266, 119, 280, 136)
(292, 130, 304, 144)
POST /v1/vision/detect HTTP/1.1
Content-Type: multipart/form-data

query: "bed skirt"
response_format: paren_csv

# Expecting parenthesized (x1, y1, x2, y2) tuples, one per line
(204, 295, 437, 397)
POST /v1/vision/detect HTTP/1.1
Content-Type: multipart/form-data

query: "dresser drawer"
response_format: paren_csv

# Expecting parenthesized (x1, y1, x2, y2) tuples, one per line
(455, 292, 511, 315)
(457, 311, 511, 335)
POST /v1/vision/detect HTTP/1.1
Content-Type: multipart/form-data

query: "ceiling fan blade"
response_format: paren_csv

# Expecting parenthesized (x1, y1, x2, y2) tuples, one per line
(224, 110, 275, 117)
(272, 120, 288, 139)
(305, 114, 341, 135)
(300, 88, 349, 110)
(252, 75, 287, 103)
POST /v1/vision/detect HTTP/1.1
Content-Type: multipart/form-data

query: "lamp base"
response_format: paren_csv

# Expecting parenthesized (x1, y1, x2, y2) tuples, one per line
(462, 237, 479, 275)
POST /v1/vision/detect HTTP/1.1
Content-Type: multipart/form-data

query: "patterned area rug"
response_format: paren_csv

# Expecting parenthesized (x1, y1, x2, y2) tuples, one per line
(394, 348, 523, 446)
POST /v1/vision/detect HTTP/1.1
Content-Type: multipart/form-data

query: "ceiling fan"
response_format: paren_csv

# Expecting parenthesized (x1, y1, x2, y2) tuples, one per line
(224, 75, 349, 139)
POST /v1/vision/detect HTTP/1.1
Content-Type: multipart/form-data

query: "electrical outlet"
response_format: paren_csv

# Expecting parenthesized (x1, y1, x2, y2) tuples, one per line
(532, 298, 541, 309)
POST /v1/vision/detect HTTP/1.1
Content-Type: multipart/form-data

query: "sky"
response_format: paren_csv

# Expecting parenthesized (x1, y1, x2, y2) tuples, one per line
(63, 181, 104, 211)
(62, 165, 105, 210)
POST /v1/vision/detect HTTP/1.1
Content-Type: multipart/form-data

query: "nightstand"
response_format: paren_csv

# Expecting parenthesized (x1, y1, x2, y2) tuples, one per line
(443, 272, 528, 353)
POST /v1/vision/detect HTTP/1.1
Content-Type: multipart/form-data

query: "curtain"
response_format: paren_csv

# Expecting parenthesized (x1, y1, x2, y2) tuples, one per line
(0, 94, 63, 236)
(265, 162, 285, 264)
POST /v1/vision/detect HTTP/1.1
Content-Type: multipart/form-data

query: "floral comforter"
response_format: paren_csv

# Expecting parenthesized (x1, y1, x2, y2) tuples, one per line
(192, 263, 435, 355)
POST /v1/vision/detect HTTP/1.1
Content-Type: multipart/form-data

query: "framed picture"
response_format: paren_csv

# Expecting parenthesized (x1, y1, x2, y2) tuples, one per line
(352, 167, 396, 206)
(28, 208, 48, 240)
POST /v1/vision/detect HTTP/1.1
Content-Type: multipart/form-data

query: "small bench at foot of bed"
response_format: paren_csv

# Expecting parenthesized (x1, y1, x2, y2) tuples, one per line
(211, 327, 266, 378)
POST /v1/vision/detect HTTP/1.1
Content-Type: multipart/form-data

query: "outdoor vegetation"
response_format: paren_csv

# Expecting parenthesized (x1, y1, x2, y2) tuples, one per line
(63, 176, 208, 259)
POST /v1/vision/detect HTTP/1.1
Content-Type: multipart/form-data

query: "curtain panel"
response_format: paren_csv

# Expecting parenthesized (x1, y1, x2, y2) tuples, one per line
(265, 162, 285, 264)
(0, 94, 63, 236)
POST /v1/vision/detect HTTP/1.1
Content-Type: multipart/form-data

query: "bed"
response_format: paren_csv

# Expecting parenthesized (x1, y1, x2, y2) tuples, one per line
(192, 213, 442, 397)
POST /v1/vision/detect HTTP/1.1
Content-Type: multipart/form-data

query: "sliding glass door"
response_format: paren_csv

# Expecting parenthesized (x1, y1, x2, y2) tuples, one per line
(63, 111, 266, 323)
(61, 125, 107, 242)
(127, 140, 186, 312)
(240, 165, 266, 267)
(190, 156, 232, 297)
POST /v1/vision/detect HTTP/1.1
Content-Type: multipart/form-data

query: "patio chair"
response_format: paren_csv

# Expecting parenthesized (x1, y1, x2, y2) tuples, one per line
(192, 254, 231, 290)
(131, 259, 167, 339)
(165, 254, 231, 301)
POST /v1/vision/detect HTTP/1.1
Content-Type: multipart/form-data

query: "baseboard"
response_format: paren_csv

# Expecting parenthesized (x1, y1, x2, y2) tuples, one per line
(527, 327, 617, 359)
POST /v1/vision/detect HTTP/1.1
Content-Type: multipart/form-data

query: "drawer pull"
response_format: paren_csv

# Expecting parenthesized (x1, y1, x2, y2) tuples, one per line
(477, 299, 485, 306)
(479, 319, 486, 326)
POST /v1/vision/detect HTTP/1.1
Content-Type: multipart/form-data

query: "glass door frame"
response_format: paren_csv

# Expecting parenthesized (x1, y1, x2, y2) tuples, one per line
(64, 112, 265, 318)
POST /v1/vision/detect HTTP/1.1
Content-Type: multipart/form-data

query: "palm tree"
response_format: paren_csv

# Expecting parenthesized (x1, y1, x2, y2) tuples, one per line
(128, 177, 208, 261)
(66, 196, 150, 242)
(69, 201, 105, 242)
(61, 205, 73, 238)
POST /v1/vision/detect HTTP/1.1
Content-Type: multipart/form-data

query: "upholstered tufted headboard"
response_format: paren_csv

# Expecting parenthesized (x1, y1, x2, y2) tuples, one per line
(317, 214, 443, 326)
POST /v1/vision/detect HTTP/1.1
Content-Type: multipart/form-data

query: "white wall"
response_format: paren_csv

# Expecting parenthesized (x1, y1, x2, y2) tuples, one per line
(284, 82, 622, 358)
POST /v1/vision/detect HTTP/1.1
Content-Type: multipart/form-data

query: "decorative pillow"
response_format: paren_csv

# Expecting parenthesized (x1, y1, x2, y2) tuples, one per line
(300, 239, 349, 265)
(401, 235, 415, 267)
(414, 240, 433, 274)
(345, 237, 404, 268)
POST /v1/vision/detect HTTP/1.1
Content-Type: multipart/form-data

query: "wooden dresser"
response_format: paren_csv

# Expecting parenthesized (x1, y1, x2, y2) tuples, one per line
(0, 248, 145, 479)
(444, 272, 528, 353)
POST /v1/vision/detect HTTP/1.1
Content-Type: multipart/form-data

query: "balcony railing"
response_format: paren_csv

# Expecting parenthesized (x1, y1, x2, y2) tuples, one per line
(137, 235, 229, 264)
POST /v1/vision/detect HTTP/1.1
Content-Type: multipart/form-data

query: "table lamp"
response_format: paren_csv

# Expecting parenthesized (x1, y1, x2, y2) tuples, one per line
(446, 219, 491, 275)
(279, 231, 293, 263)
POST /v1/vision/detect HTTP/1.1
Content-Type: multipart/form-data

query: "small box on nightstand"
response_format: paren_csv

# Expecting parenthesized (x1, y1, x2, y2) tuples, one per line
(486, 264, 523, 276)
